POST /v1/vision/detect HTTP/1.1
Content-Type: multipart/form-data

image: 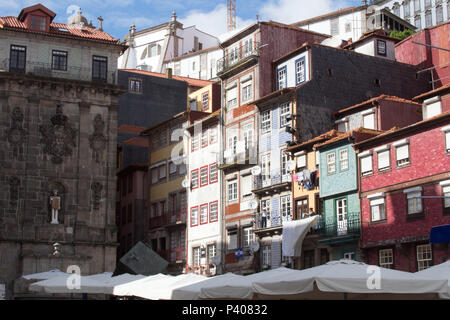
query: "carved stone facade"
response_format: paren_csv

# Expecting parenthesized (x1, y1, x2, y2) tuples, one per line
(0, 72, 124, 299)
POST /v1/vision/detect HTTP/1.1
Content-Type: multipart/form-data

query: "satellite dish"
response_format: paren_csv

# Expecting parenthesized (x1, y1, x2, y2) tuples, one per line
(286, 160, 296, 171)
(249, 242, 260, 253)
(210, 255, 221, 265)
(249, 199, 258, 210)
(251, 166, 261, 176)
(181, 179, 190, 188)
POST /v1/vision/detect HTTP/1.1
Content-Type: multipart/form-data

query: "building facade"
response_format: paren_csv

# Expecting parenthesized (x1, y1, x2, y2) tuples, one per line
(0, 4, 125, 299)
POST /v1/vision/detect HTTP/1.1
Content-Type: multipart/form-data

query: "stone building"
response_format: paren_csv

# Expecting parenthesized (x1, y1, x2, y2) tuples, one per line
(0, 4, 125, 299)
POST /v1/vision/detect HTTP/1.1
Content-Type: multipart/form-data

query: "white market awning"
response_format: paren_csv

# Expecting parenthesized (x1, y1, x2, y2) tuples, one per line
(281, 216, 319, 257)
(416, 260, 450, 299)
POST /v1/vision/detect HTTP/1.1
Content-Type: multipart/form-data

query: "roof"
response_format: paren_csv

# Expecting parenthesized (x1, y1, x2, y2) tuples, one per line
(273, 42, 313, 64)
(118, 124, 147, 134)
(187, 108, 221, 130)
(291, 6, 364, 26)
(141, 109, 210, 135)
(354, 111, 450, 150)
(314, 127, 383, 149)
(122, 137, 149, 148)
(18, 4, 56, 22)
(164, 46, 221, 63)
(334, 95, 421, 118)
(343, 29, 401, 49)
(120, 69, 215, 88)
(287, 129, 344, 152)
(0, 16, 120, 44)
(395, 20, 450, 47)
(412, 83, 450, 101)
(262, 21, 331, 38)
(253, 87, 296, 105)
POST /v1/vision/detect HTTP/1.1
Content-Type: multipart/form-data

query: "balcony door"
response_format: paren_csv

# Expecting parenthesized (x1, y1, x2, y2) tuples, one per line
(336, 198, 348, 235)
(10, 45, 26, 73)
(296, 198, 308, 219)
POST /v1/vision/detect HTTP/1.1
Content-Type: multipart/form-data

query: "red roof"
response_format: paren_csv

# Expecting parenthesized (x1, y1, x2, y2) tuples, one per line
(118, 124, 147, 134)
(120, 69, 215, 88)
(122, 137, 149, 148)
(0, 16, 119, 44)
(314, 127, 382, 148)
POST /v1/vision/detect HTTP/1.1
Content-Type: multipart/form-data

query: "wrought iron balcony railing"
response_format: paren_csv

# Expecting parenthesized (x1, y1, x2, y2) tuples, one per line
(166, 209, 187, 225)
(253, 212, 293, 229)
(253, 173, 291, 191)
(318, 213, 361, 238)
(217, 42, 260, 74)
(0, 59, 117, 84)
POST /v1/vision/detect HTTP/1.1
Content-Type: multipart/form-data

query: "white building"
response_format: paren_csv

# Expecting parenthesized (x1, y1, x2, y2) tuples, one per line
(186, 111, 222, 276)
(164, 46, 223, 81)
(292, 3, 416, 47)
(118, 11, 219, 73)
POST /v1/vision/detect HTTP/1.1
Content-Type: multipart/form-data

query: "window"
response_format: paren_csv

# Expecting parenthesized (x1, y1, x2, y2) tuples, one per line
(193, 247, 201, 266)
(331, 18, 339, 35)
(446, 130, 450, 153)
(191, 206, 199, 226)
(343, 252, 354, 260)
(174, 63, 181, 75)
(425, 10, 432, 27)
(242, 227, 253, 247)
(393, 5, 400, 17)
(202, 92, 209, 111)
(191, 133, 199, 151)
(295, 57, 306, 85)
(148, 44, 161, 57)
(297, 153, 306, 170)
(92, 55, 107, 82)
(375, 149, 390, 171)
(279, 102, 291, 128)
(281, 152, 290, 177)
(209, 201, 218, 222)
(336, 119, 349, 132)
(406, 190, 423, 214)
(159, 164, 166, 180)
(261, 110, 271, 134)
(129, 79, 142, 93)
(261, 199, 271, 214)
(228, 230, 238, 250)
(226, 87, 238, 109)
(261, 153, 271, 178)
(127, 204, 133, 223)
(379, 249, 394, 268)
(416, 244, 432, 271)
(277, 66, 287, 90)
(424, 0, 431, 8)
(262, 245, 271, 266)
(360, 154, 373, 176)
(414, 15, 421, 29)
(192, 61, 196, 71)
(30, 15, 46, 31)
(363, 112, 375, 129)
(241, 175, 253, 198)
(209, 163, 218, 183)
(189, 99, 197, 110)
(377, 40, 386, 57)
(436, 5, 443, 24)
(414, 0, 421, 12)
(339, 149, 348, 171)
(227, 180, 238, 202)
(395, 142, 410, 167)
(280, 195, 291, 218)
(327, 152, 336, 174)
(191, 169, 199, 189)
(200, 204, 208, 224)
(345, 22, 351, 32)
(200, 166, 208, 187)
(242, 83, 253, 102)
(404, 1, 410, 17)
(121, 207, 126, 226)
(52, 50, 67, 71)
(243, 38, 253, 57)
(207, 244, 216, 264)
(370, 197, 386, 222)
(169, 161, 177, 176)
(243, 123, 253, 150)
(209, 125, 217, 144)
(229, 46, 239, 65)
(151, 168, 158, 184)
(10, 45, 26, 73)
(201, 129, 208, 148)
(442, 184, 450, 212)
(423, 100, 442, 119)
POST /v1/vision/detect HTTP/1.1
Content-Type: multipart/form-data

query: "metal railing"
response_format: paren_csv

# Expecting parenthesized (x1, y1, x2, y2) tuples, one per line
(253, 212, 293, 229)
(166, 209, 187, 225)
(0, 59, 117, 84)
(217, 42, 260, 74)
(168, 247, 185, 263)
(253, 173, 291, 190)
(149, 214, 166, 229)
(319, 213, 360, 238)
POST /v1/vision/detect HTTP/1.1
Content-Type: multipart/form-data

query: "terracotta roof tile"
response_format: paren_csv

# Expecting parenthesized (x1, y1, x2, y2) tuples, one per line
(122, 137, 149, 148)
(288, 129, 343, 152)
(0, 16, 120, 44)
(120, 69, 215, 88)
(314, 127, 382, 148)
(413, 83, 450, 101)
(118, 124, 147, 134)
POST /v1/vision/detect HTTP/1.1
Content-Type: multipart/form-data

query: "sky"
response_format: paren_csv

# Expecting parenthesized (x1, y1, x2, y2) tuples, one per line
(0, 0, 364, 40)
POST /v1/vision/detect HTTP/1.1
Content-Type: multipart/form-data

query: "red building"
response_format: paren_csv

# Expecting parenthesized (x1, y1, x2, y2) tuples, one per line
(354, 111, 450, 272)
(413, 83, 450, 120)
(395, 21, 450, 88)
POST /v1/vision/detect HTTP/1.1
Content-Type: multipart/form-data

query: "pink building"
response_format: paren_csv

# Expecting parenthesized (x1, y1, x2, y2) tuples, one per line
(395, 21, 450, 88)
(354, 111, 450, 272)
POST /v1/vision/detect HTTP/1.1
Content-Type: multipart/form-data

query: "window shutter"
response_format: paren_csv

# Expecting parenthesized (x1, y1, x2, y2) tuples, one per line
(159, 164, 166, 178)
(445, 132, 450, 150)
(297, 154, 306, 168)
(370, 198, 385, 206)
(425, 101, 442, 119)
(396, 144, 409, 161)
(378, 150, 390, 169)
(241, 175, 252, 196)
(363, 113, 375, 130)
(361, 155, 373, 173)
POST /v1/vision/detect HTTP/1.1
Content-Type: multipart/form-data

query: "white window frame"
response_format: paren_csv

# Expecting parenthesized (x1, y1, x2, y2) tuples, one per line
(201, 129, 208, 148)
(209, 163, 218, 183)
(200, 166, 208, 187)
(209, 202, 218, 222)
(262, 245, 271, 266)
(200, 204, 208, 224)
(327, 152, 336, 175)
(295, 59, 305, 84)
(279, 102, 291, 128)
(261, 110, 271, 134)
(261, 153, 271, 178)
(241, 82, 253, 103)
(339, 149, 348, 171)
(360, 154, 373, 176)
(296, 152, 306, 170)
(242, 227, 253, 248)
(377, 148, 391, 171)
(277, 67, 287, 90)
(416, 244, 432, 271)
(443, 126, 450, 153)
(280, 195, 291, 218)
(191, 206, 199, 226)
(201, 92, 209, 111)
(209, 125, 217, 144)
(363, 112, 375, 130)
(379, 249, 394, 269)
(395, 141, 410, 167)
(193, 246, 201, 266)
(227, 231, 238, 250)
(370, 196, 386, 222)
(227, 180, 238, 202)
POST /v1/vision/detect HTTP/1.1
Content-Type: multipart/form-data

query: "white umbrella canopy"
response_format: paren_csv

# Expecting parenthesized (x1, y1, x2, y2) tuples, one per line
(253, 259, 448, 297)
(29, 274, 109, 294)
(171, 273, 253, 300)
(22, 269, 69, 280)
(112, 273, 173, 296)
(132, 273, 208, 300)
(101, 273, 147, 295)
(416, 260, 450, 299)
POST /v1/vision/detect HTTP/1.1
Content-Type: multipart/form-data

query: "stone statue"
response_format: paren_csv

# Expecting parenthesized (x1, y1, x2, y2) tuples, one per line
(50, 190, 61, 224)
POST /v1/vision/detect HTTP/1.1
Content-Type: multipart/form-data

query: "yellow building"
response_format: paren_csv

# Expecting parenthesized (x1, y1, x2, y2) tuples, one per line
(287, 129, 341, 268)
(141, 110, 209, 273)
(188, 82, 221, 113)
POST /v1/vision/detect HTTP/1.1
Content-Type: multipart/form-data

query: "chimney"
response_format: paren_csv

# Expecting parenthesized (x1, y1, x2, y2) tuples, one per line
(165, 68, 173, 78)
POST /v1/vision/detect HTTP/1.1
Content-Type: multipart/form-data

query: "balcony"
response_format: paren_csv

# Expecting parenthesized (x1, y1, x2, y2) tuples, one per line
(168, 247, 186, 264)
(318, 213, 361, 244)
(218, 146, 257, 170)
(252, 174, 291, 195)
(149, 214, 166, 229)
(253, 212, 292, 230)
(165, 209, 187, 227)
(217, 42, 260, 78)
(0, 59, 117, 84)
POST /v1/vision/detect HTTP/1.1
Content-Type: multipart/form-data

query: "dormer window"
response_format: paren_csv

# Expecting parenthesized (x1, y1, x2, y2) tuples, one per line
(30, 15, 47, 31)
